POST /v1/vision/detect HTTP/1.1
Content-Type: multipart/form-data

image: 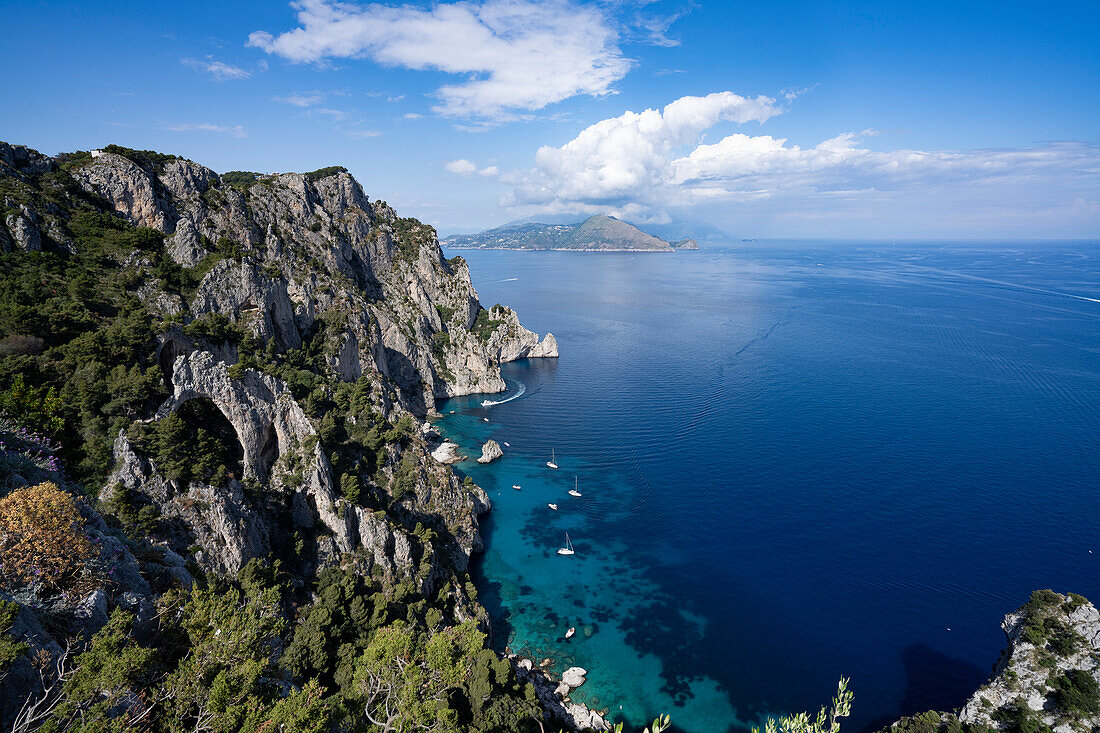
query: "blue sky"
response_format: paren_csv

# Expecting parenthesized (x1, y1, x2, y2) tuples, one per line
(2, 0, 1098, 238)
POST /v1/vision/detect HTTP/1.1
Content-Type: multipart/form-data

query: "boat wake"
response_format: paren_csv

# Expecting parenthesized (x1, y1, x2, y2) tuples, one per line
(481, 380, 527, 407)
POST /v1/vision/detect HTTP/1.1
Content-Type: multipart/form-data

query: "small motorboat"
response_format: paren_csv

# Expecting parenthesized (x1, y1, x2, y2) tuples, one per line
(548, 503, 558, 510)
(483, 417, 489, 422)
(512, 484, 522, 490)
(503, 441, 510, 447)
(565, 627, 576, 639)
(557, 532, 575, 556)
(546, 448, 558, 469)
(568, 476, 582, 498)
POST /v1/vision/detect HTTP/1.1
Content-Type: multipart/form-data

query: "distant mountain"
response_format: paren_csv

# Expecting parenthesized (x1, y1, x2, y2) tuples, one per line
(442, 214, 699, 252)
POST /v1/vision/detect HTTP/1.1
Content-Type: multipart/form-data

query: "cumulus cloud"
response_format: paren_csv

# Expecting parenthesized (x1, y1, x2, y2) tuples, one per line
(347, 129, 382, 139)
(182, 57, 252, 81)
(163, 122, 248, 138)
(506, 91, 783, 209)
(445, 159, 501, 177)
(503, 92, 1100, 229)
(248, 0, 631, 120)
(445, 159, 478, 176)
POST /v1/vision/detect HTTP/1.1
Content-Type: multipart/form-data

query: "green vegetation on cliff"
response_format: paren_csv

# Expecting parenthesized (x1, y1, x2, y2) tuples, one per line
(0, 142, 559, 732)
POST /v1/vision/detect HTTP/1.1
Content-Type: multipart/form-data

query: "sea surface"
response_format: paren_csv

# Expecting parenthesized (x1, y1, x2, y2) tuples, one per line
(436, 241, 1100, 733)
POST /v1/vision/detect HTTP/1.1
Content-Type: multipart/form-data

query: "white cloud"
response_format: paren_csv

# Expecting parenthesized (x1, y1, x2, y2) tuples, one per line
(248, 0, 631, 121)
(182, 57, 252, 81)
(445, 159, 501, 177)
(402, 112, 424, 120)
(506, 91, 783, 208)
(347, 129, 382, 139)
(502, 91, 1100, 233)
(274, 92, 326, 107)
(445, 159, 479, 176)
(163, 122, 248, 138)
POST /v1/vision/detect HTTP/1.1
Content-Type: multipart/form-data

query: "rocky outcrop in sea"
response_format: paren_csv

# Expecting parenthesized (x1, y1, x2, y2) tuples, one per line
(477, 439, 504, 464)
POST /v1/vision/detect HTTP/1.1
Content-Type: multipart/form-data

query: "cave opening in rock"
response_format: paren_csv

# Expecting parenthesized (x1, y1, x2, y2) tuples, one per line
(258, 422, 279, 480)
(158, 336, 187, 389)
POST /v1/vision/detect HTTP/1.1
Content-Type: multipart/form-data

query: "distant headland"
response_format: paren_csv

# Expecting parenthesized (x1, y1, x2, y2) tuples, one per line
(442, 214, 700, 252)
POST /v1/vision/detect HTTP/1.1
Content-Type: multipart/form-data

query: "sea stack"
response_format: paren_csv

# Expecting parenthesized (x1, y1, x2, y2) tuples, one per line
(477, 439, 504, 464)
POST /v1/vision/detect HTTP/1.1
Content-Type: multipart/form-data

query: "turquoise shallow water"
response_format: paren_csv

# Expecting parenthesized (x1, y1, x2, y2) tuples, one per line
(437, 242, 1100, 733)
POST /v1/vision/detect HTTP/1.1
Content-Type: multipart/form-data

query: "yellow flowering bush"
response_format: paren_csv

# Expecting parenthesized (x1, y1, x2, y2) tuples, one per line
(0, 482, 96, 591)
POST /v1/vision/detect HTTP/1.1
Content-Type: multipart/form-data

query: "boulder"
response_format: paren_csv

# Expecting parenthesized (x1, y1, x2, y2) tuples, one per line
(431, 441, 463, 464)
(562, 666, 587, 688)
(477, 439, 503, 464)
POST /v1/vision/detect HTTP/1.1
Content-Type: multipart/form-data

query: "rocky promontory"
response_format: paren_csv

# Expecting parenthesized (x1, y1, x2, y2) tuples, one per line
(882, 591, 1100, 733)
(444, 214, 698, 252)
(0, 141, 580, 732)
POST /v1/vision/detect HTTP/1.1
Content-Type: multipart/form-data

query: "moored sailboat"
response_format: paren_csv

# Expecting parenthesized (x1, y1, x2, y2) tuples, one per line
(557, 532, 575, 556)
(568, 476, 582, 497)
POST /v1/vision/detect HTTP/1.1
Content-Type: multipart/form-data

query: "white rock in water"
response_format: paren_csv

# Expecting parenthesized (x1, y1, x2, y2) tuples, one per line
(477, 439, 503, 464)
(555, 682, 571, 697)
(566, 703, 611, 731)
(562, 667, 587, 687)
(431, 441, 463, 464)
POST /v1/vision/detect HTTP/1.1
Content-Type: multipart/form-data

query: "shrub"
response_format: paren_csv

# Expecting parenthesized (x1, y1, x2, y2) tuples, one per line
(1052, 669, 1100, 714)
(0, 373, 63, 437)
(101, 144, 180, 169)
(0, 482, 96, 591)
(992, 700, 1052, 733)
(340, 472, 361, 504)
(303, 166, 348, 183)
(221, 171, 261, 188)
(471, 306, 504, 343)
(0, 599, 27, 677)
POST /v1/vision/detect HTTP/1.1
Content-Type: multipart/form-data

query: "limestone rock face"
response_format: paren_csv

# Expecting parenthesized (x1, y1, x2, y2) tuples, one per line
(191, 260, 304, 351)
(5, 208, 42, 251)
(72, 152, 173, 232)
(104, 431, 271, 576)
(480, 305, 560, 363)
(54, 148, 559, 413)
(477, 439, 503, 464)
(958, 592, 1100, 733)
(529, 332, 559, 358)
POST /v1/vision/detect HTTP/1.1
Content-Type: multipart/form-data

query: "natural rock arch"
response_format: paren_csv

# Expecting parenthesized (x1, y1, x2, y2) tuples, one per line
(171, 397, 245, 483)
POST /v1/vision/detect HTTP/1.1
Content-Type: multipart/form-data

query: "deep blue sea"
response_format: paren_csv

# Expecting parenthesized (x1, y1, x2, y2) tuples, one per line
(436, 241, 1100, 733)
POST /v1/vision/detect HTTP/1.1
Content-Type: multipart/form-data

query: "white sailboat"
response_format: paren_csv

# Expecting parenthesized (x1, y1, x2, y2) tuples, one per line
(557, 532, 575, 556)
(548, 503, 558, 511)
(568, 476, 582, 497)
(546, 449, 558, 469)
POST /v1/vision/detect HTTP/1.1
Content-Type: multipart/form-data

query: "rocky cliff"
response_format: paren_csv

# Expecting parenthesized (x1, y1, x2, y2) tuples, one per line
(0, 142, 570, 731)
(959, 591, 1100, 733)
(882, 591, 1100, 733)
(2, 143, 556, 413)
